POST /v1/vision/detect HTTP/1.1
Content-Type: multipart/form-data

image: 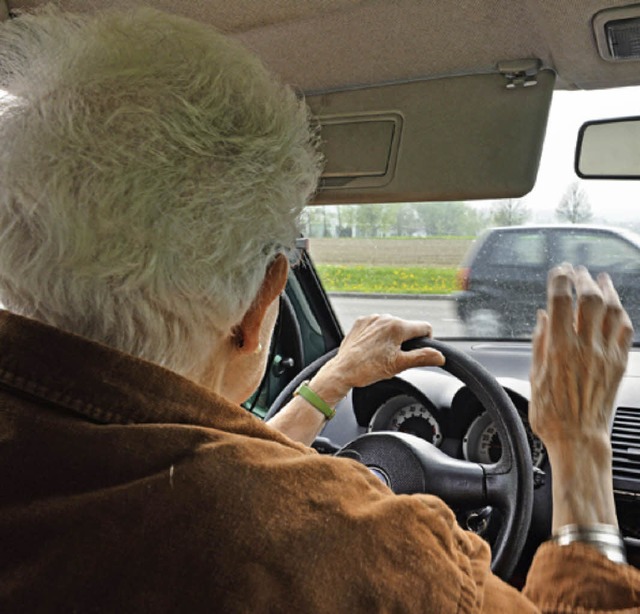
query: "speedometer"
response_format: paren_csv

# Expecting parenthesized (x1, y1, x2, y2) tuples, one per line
(368, 394, 443, 447)
(462, 411, 545, 467)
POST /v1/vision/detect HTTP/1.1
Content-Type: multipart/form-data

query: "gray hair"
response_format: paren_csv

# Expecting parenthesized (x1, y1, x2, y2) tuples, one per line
(0, 8, 322, 376)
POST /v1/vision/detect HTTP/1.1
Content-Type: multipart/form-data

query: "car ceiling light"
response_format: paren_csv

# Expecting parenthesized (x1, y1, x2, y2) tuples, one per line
(594, 5, 640, 61)
(606, 18, 640, 59)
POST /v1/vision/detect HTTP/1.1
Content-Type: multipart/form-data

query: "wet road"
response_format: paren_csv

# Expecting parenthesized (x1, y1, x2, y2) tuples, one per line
(328, 295, 465, 337)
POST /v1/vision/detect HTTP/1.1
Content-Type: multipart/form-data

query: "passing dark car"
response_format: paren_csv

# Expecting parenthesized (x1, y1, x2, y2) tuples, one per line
(455, 225, 640, 338)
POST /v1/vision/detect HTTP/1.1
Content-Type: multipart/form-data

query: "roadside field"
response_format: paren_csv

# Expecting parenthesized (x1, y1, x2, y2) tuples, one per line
(307, 237, 473, 267)
(315, 264, 458, 294)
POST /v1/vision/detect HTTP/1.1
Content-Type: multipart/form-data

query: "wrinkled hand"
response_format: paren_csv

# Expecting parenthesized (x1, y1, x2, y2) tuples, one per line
(319, 314, 445, 398)
(529, 264, 633, 447)
(270, 315, 444, 446)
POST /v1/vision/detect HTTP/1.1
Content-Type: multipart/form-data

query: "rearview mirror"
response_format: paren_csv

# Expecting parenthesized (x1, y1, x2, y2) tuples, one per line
(576, 116, 640, 179)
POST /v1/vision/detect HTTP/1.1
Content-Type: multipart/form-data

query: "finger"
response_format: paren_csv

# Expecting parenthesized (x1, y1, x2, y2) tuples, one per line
(575, 266, 605, 344)
(394, 347, 445, 372)
(597, 273, 624, 342)
(597, 272, 622, 306)
(388, 318, 434, 342)
(547, 264, 575, 343)
(574, 268, 605, 415)
(531, 309, 548, 368)
(618, 309, 634, 351)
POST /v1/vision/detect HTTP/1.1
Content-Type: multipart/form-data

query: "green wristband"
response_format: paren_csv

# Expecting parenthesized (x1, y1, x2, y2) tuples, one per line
(293, 380, 336, 420)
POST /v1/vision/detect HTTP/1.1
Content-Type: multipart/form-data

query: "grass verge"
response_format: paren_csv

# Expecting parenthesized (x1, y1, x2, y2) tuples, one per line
(316, 264, 458, 295)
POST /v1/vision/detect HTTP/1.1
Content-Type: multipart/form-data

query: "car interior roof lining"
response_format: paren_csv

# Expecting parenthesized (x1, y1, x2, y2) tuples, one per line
(6, 0, 640, 92)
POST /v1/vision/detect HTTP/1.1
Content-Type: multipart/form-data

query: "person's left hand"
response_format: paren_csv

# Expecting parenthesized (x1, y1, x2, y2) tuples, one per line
(313, 314, 445, 404)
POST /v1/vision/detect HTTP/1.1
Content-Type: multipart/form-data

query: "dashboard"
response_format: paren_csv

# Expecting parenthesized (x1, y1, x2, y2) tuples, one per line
(359, 379, 544, 468)
(319, 340, 640, 570)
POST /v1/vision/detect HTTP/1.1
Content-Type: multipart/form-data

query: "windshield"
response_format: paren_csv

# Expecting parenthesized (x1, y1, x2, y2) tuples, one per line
(306, 86, 640, 344)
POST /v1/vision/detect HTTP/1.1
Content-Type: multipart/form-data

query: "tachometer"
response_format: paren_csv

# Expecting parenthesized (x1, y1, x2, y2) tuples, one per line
(463, 411, 545, 467)
(368, 394, 443, 447)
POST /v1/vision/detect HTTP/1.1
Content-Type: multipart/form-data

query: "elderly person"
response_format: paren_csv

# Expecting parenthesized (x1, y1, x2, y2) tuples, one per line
(0, 8, 638, 613)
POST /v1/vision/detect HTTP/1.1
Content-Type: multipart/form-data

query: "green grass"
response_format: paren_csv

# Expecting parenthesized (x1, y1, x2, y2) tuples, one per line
(316, 264, 459, 294)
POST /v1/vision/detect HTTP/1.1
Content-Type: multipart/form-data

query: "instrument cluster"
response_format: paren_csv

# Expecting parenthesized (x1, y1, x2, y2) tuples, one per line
(367, 391, 546, 468)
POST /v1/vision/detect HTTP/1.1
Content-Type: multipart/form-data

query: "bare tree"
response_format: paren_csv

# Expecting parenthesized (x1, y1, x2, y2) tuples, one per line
(556, 182, 593, 224)
(490, 199, 530, 226)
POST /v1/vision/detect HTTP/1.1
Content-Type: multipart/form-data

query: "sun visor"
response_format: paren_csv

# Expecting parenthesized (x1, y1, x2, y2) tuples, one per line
(307, 68, 555, 204)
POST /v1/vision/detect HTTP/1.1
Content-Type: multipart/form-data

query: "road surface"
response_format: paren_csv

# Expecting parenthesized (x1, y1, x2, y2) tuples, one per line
(328, 295, 465, 337)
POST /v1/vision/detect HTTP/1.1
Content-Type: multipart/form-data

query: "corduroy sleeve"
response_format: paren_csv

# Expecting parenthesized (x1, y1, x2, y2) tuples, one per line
(523, 541, 640, 612)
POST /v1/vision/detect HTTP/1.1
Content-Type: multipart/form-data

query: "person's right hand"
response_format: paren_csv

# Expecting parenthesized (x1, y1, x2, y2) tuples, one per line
(529, 264, 633, 447)
(528, 264, 634, 529)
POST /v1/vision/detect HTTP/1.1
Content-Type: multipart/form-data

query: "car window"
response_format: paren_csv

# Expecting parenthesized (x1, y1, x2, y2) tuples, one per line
(554, 232, 640, 271)
(485, 232, 546, 267)
(307, 86, 640, 344)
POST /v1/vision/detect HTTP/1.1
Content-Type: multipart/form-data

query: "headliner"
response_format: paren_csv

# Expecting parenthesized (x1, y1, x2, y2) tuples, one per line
(5, 0, 640, 92)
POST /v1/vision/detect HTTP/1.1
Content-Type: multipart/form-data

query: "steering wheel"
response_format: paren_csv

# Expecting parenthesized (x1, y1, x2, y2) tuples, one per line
(266, 337, 534, 580)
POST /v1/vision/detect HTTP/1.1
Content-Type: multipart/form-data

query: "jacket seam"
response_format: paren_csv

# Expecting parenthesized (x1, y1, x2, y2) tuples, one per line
(0, 365, 136, 425)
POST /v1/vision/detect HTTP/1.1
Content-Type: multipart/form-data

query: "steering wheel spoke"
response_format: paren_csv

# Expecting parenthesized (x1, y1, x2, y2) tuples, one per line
(483, 466, 517, 510)
(338, 432, 488, 506)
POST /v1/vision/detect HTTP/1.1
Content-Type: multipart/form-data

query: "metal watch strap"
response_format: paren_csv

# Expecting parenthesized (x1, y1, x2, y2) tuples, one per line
(552, 524, 627, 564)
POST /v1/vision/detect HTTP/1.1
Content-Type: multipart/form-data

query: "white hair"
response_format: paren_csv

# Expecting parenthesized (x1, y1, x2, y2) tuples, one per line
(0, 7, 322, 377)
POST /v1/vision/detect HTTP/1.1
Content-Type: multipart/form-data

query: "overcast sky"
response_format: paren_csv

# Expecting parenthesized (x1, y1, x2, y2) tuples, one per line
(491, 85, 640, 227)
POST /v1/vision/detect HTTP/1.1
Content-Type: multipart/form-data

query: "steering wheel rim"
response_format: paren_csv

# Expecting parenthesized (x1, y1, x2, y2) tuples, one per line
(267, 337, 534, 580)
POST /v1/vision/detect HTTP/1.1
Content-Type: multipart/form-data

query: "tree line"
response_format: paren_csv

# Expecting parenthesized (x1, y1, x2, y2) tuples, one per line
(302, 181, 594, 238)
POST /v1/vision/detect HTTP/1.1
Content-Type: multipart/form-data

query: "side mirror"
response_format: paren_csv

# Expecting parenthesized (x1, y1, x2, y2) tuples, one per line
(575, 116, 640, 179)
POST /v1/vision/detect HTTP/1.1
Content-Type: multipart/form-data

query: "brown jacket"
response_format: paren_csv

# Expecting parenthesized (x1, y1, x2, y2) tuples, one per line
(0, 310, 638, 613)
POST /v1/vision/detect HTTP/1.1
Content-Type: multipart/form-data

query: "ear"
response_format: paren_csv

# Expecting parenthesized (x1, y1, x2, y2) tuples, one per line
(234, 253, 289, 353)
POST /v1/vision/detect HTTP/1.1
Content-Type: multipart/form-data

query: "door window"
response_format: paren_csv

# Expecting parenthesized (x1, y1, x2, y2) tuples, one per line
(555, 232, 640, 271)
(485, 232, 546, 267)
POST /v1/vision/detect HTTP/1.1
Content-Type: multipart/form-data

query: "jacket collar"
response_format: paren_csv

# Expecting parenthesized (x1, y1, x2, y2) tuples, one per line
(0, 309, 296, 448)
